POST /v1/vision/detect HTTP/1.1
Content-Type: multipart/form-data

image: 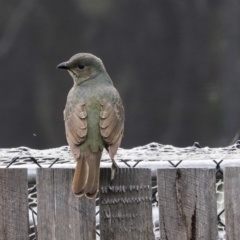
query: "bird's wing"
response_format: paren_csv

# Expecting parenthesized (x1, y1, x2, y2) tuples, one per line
(100, 99, 124, 159)
(64, 102, 87, 159)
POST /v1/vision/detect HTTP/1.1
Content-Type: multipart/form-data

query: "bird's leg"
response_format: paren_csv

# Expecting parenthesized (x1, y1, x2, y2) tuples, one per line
(111, 158, 119, 181)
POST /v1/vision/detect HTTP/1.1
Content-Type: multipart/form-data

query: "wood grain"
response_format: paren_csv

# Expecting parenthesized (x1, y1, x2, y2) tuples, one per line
(99, 168, 154, 240)
(0, 168, 29, 240)
(37, 168, 95, 240)
(157, 168, 217, 240)
(224, 167, 240, 240)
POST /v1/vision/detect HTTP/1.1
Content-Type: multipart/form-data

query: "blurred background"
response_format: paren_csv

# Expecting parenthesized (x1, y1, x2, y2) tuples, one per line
(1, 0, 240, 149)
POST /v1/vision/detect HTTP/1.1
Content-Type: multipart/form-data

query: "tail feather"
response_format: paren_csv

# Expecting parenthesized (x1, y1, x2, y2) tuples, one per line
(72, 157, 89, 197)
(85, 151, 102, 198)
(72, 150, 102, 198)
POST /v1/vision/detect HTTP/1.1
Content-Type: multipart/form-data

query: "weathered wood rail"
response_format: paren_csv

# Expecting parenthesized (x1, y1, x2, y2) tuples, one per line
(0, 167, 237, 240)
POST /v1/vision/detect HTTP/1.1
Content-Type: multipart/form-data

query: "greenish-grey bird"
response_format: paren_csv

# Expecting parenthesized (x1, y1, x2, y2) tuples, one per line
(57, 53, 124, 198)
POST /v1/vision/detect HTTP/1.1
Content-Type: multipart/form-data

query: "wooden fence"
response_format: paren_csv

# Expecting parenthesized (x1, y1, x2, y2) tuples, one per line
(0, 167, 237, 240)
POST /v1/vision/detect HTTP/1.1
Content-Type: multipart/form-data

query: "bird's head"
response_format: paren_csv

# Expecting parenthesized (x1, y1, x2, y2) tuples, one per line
(57, 53, 106, 85)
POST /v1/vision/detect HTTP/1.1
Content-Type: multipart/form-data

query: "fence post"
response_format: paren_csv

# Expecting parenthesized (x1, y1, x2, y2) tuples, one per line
(224, 167, 240, 240)
(99, 168, 154, 240)
(36, 168, 96, 240)
(157, 168, 217, 240)
(0, 169, 29, 240)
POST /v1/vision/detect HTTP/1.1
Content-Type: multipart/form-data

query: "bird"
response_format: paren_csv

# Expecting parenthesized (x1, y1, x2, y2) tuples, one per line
(57, 53, 124, 198)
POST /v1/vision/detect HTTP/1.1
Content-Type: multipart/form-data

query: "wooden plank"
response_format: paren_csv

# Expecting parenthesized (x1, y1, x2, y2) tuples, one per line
(99, 168, 154, 240)
(224, 167, 240, 240)
(37, 168, 95, 240)
(0, 168, 29, 240)
(157, 168, 217, 240)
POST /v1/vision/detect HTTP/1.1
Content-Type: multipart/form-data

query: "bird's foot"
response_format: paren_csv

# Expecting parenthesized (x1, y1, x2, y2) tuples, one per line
(111, 158, 119, 181)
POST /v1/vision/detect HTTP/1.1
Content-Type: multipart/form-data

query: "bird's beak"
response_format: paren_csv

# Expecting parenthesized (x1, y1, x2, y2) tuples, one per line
(56, 62, 68, 69)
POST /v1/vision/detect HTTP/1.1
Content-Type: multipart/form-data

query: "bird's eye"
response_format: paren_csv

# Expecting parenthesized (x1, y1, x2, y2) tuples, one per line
(78, 64, 85, 70)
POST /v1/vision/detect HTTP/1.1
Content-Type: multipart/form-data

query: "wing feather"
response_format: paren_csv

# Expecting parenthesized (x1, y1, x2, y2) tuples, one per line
(100, 99, 124, 159)
(64, 102, 88, 159)
(65, 122, 79, 145)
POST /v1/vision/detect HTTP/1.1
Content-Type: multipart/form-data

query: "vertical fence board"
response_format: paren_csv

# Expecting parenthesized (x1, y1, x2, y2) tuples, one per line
(224, 167, 240, 240)
(99, 168, 154, 240)
(0, 169, 29, 240)
(37, 168, 95, 240)
(157, 168, 217, 240)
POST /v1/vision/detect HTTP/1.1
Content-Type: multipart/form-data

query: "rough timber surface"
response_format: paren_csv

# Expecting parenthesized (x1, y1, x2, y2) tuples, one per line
(157, 168, 218, 240)
(100, 168, 154, 240)
(36, 168, 95, 240)
(0, 168, 29, 240)
(224, 167, 240, 240)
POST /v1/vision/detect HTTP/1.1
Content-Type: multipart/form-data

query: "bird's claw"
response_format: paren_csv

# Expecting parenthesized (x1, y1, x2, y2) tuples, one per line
(111, 159, 119, 181)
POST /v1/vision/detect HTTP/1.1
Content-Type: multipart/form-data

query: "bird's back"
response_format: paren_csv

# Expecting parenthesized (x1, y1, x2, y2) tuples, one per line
(66, 75, 120, 153)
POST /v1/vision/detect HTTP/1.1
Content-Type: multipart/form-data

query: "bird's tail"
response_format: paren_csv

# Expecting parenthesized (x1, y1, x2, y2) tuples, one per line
(72, 149, 102, 198)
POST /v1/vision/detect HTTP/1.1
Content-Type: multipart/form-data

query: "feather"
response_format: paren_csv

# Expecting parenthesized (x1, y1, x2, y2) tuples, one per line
(72, 149, 102, 198)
